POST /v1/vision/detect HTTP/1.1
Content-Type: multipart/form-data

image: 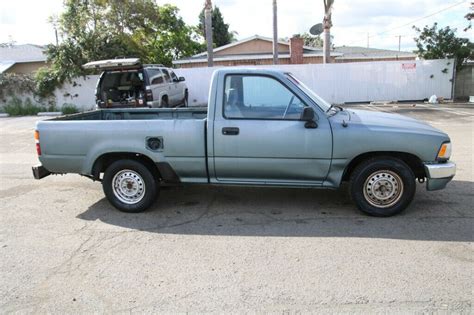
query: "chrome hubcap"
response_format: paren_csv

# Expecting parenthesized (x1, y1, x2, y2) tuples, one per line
(363, 170, 404, 208)
(112, 170, 146, 204)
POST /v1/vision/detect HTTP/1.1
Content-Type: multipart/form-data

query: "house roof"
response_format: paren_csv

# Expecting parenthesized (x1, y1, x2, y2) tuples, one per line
(173, 35, 416, 65)
(333, 46, 416, 60)
(0, 61, 15, 73)
(174, 35, 343, 65)
(192, 35, 321, 58)
(0, 44, 47, 63)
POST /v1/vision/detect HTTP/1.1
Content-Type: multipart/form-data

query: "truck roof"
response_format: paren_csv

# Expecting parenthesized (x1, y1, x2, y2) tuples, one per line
(213, 68, 286, 76)
(82, 58, 141, 70)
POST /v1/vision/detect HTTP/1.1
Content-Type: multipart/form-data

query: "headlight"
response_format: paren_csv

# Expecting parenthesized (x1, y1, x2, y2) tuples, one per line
(437, 142, 452, 160)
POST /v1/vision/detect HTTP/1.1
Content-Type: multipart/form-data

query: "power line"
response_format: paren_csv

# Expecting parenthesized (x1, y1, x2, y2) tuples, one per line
(345, 0, 468, 46)
(369, 0, 467, 38)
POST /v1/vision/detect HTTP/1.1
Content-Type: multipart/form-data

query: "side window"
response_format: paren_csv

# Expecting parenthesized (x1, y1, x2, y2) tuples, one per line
(161, 69, 171, 83)
(223, 75, 306, 119)
(170, 71, 178, 82)
(148, 69, 164, 85)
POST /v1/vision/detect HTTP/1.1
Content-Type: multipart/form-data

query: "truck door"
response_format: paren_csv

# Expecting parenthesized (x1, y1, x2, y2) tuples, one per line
(161, 69, 176, 105)
(212, 74, 332, 185)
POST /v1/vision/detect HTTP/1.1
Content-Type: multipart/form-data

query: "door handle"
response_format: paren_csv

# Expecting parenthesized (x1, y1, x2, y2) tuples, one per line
(222, 127, 239, 135)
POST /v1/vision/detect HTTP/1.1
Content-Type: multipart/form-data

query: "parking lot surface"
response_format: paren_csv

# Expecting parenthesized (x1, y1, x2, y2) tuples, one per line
(0, 103, 473, 313)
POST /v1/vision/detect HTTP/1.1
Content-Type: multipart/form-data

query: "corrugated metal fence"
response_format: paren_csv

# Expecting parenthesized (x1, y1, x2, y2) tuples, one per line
(175, 59, 454, 106)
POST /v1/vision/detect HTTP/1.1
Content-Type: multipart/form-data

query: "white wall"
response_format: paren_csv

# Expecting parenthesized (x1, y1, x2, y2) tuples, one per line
(54, 75, 99, 111)
(2, 59, 453, 111)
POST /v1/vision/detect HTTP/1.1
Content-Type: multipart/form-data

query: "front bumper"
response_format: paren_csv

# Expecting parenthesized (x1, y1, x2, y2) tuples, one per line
(424, 162, 456, 191)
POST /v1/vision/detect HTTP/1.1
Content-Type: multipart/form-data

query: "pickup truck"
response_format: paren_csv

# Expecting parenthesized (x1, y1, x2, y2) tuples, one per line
(32, 68, 456, 217)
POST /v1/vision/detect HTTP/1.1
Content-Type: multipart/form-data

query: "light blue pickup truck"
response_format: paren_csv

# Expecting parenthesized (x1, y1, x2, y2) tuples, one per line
(33, 68, 455, 217)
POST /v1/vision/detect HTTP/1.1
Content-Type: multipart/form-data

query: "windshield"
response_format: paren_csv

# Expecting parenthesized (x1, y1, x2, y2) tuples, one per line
(286, 73, 332, 112)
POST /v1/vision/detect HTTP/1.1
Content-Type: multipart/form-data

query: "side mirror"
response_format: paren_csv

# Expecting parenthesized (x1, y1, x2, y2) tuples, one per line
(301, 107, 318, 129)
(178, 76, 185, 82)
(301, 107, 314, 121)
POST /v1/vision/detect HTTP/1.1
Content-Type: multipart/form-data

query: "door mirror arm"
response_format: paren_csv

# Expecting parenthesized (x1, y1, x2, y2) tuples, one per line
(304, 120, 318, 129)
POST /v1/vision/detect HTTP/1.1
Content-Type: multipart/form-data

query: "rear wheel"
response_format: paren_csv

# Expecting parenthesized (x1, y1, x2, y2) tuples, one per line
(102, 159, 158, 213)
(349, 157, 416, 217)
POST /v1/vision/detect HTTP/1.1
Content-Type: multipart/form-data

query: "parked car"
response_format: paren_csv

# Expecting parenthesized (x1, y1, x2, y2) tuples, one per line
(32, 68, 455, 217)
(83, 58, 188, 108)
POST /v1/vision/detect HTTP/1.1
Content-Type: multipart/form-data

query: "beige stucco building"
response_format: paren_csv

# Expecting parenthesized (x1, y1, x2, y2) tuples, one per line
(173, 35, 416, 68)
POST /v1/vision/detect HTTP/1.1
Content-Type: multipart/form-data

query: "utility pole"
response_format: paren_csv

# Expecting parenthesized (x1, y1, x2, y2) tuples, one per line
(367, 32, 369, 48)
(397, 35, 401, 51)
(204, 0, 213, 67)
(272, 0, 278, 64)
(51, 15, 59, 46)
(323, 0, 334, 63)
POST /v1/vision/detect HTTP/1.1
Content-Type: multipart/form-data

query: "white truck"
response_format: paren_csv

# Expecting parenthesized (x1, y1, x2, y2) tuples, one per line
(83, 58, 188, 108)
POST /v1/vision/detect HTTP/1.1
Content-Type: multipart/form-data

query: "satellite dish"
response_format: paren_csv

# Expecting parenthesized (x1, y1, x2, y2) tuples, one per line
(309, 23, 323, 36)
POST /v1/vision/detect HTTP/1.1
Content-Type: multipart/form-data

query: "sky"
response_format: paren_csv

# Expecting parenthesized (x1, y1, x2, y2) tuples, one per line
(0, 0, 472, 51)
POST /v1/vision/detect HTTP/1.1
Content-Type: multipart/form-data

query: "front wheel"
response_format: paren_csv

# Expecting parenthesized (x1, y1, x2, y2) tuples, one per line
(161, 96, 169, 108)
(182, 90, 188, 107)
(349, 158, 416, 217)
(102, 159, 158, 213)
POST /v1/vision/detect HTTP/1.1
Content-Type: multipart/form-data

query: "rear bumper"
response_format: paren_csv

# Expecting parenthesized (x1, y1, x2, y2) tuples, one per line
(424, 162, 456, 191)
(32, 164, 51, 180)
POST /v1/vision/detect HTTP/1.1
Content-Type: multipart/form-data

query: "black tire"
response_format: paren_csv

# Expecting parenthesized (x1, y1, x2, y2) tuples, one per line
(349, 157, 416, 217)
(102, 159, 159, 213)
(183, 90, 188, 107)
(161, 96, 169, 108)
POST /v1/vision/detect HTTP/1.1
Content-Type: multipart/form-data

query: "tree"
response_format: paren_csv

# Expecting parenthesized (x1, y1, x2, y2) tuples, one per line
(203, 0, 213, 67)
(464, 2, 473, 31)
(323, 0, 334, 63)
(133, 4, 204, 66)
(36, 0, 202, 97)
(413, 23, 473, 70)
(272, 0, 278, 64)
(198, 5, 235, 47)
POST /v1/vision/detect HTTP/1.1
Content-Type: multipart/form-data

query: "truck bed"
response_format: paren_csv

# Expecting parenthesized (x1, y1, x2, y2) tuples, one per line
(53, 107, 208, 121)
(37, 107, 209, 182)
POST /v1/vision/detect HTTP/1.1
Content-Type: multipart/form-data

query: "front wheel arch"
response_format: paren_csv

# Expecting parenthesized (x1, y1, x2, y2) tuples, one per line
(342, 151, 425, 182)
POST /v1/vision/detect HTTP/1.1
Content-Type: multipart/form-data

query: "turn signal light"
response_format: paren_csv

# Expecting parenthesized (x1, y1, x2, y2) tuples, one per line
(437, 142, 451, 160)
(36, 143, 42, 156)
(34, 130, 41, 156)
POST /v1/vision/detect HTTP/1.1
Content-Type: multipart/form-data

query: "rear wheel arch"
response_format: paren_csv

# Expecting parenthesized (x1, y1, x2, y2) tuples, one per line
(342, 151, 425, 182)
(91, 152, 160, 181)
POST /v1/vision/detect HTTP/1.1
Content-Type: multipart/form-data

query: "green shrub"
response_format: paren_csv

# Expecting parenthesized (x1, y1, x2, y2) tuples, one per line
(61, 103, 79, 115)
(35, 67, 61, 99)
(3, 97, 48, 116)
(0, 73, 36, 100)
